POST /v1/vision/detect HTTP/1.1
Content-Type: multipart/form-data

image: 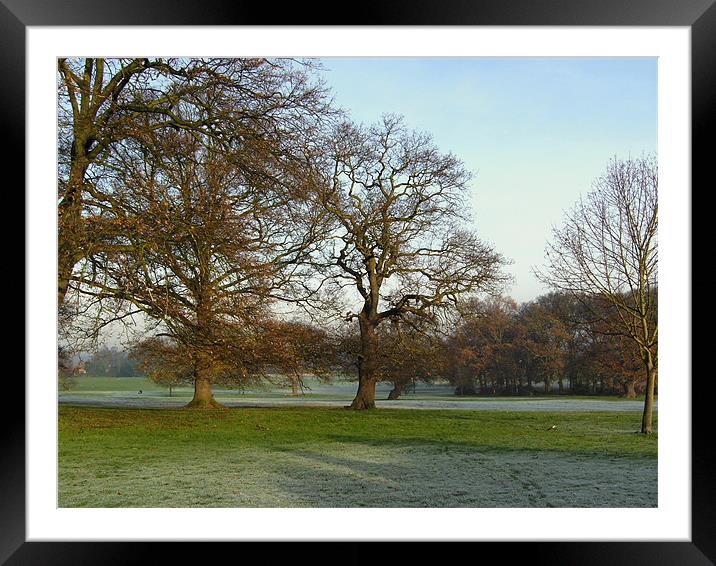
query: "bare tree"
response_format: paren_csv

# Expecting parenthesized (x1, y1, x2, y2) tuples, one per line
(315, 116, 509, 409)
(536, 154, 658, 433)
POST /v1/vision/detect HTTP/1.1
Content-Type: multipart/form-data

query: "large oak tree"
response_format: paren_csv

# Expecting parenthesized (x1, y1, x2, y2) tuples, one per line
(58, 57, 330, 307)
(73, 118, 328, 407)
(315, 115, 508, 409)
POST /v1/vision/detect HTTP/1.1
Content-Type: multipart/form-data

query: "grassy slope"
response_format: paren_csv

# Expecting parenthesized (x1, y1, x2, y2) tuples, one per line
(59, 405, 657, 508)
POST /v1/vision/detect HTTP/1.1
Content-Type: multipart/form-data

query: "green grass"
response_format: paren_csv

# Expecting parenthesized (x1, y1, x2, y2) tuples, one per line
(58, 405, 657, 508)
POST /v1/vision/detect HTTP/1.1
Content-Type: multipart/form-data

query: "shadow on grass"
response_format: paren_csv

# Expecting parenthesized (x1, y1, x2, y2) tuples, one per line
(262, 442, 657, 508)
(57, 405, 658, 508)
(316, 428, 658, 460)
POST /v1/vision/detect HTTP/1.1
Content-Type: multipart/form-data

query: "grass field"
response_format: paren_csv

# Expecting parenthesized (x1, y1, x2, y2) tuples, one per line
(58, 403, 657, 508)
(60, 376, 653, 414)
(65, 375, 649, 400)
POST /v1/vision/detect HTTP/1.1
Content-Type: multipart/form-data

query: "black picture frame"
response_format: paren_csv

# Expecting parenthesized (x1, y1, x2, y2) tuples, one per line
(8, 1, 708, 563)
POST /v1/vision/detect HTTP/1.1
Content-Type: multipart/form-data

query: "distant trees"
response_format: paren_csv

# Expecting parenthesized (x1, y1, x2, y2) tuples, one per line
(337, 317, 450, 400)
(260, 320, 337, 395)
(87, 287, 652, 401)
(314, 115, 508, 409)
(536, 155, 658, 433)
(130, 320, 337, 398)
(129, 338, 192, 396)
(379, 320, 449, 400)
(85, 346, 142, 377)
(520, 295, 571, 394)
(575, 295, 650, 398)
(444, 291, 653, 399)
(586, 330, 646, 399)
(447, 297, 522, 396)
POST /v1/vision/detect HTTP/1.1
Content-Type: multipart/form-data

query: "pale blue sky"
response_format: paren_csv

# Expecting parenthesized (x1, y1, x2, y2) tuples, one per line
(316, 57, 657, 303)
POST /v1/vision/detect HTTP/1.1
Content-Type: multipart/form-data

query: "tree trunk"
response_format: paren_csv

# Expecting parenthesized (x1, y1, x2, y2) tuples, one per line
(544, 378, 551, 394)
(58, 153, 89, 305)
(387, 381, 404, 400)
(350, 317, 378, 410)
(351, 377, 378, 409)
(58, 206, 83, 305)
(185, 371, 223, 409)
(185, 295, 223, 409)
(622, 380, 637, 399)
(455, 382, 476, 396)
(290, 372, 302, 396)
(58, 265, 72, 306)
(640, 354, 657, 433)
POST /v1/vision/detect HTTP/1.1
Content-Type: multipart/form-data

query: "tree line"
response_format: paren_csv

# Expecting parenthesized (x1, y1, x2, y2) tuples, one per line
(445, 291, 656, 399)
(122, 288, 654, 400)
(58, 58, 657, 432)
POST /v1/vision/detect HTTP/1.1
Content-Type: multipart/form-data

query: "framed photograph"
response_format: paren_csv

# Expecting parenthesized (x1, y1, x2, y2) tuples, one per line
(11, 0, 709, 563)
